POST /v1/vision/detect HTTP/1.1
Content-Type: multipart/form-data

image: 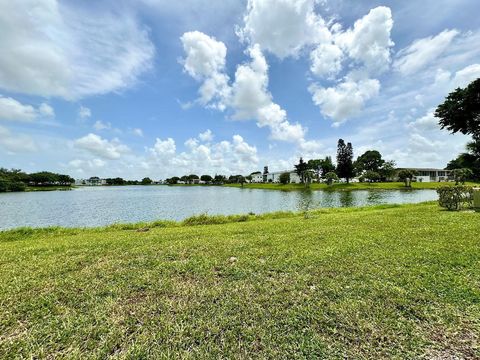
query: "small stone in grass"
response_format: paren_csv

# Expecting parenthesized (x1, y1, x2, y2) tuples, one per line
(229, 257, 238, 263)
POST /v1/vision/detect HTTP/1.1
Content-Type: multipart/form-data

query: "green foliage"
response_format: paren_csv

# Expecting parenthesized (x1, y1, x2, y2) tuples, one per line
(364, 170, 381, 182)
(182, 213, 250, 226)
(447, 141, 480, 180)
(141, 177, 152, 185)
(379, 160, 397, 180)
(336, 139, 355, 183)
(453, 168, 473, 185)
(0, 168, 73, 192)
(8, 182, 26, 192)
(437, 185, 474, 210)
(435, 78, 480, 140)
(105, 177, 126, 185)
(294, 157, 309, 184)
(200, 175, 213, 182)
(355, 150, 384, 173)
(166, 177, 180, 184)
(279, 172, 290, 184)
(213, 175, 226, 184)
(227, 175, 245, 184)
(324, 171, 339, 185)
(397, 169, 418, 187)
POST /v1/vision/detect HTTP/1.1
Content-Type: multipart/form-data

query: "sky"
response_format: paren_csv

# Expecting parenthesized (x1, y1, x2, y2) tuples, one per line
(1, 0, 480, 180)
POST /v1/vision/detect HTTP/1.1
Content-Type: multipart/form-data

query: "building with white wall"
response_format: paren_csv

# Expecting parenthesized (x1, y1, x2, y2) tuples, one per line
(397, 168, 453, 182)
(250, 167, 302, 184)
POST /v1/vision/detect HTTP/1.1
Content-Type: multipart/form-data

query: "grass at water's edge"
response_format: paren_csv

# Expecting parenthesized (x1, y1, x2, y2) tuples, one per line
(0, 202, 410, 239)
(224, 181, 480, 191)
(0, 202, 479, 358)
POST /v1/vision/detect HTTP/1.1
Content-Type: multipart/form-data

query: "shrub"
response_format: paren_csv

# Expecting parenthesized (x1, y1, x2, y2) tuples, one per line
(324, 172, 339, 185)
(437, 185, 473, 210)
(9, 182, 26, 192)
(279, 172, 290, 184)
(453, 168, 473, 185)
(364, 170, 381, 183)
(182, 213, 250, 226)
(398, 169, 418, 187)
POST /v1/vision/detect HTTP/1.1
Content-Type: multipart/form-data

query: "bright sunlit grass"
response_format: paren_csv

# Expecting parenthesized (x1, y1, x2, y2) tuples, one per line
(1, 202, 479, 358)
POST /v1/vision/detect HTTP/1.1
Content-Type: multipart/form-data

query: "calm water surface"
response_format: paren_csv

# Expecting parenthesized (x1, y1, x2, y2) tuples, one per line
(0, 186, 438, 230)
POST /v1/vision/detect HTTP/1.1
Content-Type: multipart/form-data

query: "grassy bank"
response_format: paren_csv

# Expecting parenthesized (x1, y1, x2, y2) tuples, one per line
(25, 185, 73, 192)
(225, 181, 480, 191)
(1, 203, 479, 358)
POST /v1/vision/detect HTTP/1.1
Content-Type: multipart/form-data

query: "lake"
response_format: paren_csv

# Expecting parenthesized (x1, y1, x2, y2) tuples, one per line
(0, 186, 438, 230)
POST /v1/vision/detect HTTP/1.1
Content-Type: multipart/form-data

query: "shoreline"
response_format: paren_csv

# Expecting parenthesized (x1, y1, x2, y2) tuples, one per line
(0, 201, 439, 234)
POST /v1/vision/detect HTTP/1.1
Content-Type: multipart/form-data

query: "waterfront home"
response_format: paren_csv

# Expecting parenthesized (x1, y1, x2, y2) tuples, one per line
(251, 173, 264, 183)
(75, 177, 107, 186)
(251, 168, 302, 184)
(397, 168, 453, 182)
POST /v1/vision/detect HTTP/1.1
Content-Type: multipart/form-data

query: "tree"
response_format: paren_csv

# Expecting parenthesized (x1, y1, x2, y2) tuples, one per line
(294, 157, 309, 185)
(364, 170, 381, 183)
(141, 177, 152, 185)
(106, 177, 126, 185)
(436, 78, 480, 180)
(336, 139, 355, 183)
(453, 168, 473, 185)
(355, 150, 384, 173)
(379, 160, 397, 181)
(200, 175, 212, 182)
(319, 156, 336, 178)
(167, 176, 180, 184)
(279, 172, 290, 184)
(435, 78, 480, 141)
(398, 169, 418, 187)
(187, 174, 199, 183)
(324, 172, 338, 185)
(213, 175, 226, 184)
(307, 159, 321, 178)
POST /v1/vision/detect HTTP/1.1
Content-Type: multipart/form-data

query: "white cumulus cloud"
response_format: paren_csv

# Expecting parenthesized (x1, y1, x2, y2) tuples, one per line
(198, 129, 214, 142)
(180, 31, 230, 110)
(74, 133, 129, 160)
(334, 6, 394, 73)
(309, 78, 380, 124)
(146, 133, 258, 176)
(0, 96, 54, 122)
(238, 0, 331, 59)
(0, 0, 155, 99)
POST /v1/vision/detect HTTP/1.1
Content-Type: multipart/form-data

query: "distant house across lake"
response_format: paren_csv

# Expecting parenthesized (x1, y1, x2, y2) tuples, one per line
(397, 168, 453, 182)
(251, 167, 301, 184)
(75, 177, 107, 186)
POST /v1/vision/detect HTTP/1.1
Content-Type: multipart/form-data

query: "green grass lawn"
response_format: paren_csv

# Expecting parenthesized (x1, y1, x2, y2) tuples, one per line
(1, 203, 479, 358)
(225, 181, 480, 191)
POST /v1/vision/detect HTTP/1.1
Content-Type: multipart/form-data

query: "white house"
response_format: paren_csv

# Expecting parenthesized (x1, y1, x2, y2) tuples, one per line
(266, 170, 302, 183)
(397, 168, 453, 182)
(75, 177, 107, 186)
(250, 168, 301, 184)
(250, 173, 263, 183)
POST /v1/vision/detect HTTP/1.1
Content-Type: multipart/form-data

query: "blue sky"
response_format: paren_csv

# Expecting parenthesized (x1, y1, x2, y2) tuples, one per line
(1, 0, 479, 179)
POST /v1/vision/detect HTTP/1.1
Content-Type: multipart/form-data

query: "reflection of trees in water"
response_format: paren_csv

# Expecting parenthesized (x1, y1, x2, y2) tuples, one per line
(366, 190, 383, 204)
(296, 190, 314, 213)
(339, 191, 354, 207)
(321, 190, 336, 207)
